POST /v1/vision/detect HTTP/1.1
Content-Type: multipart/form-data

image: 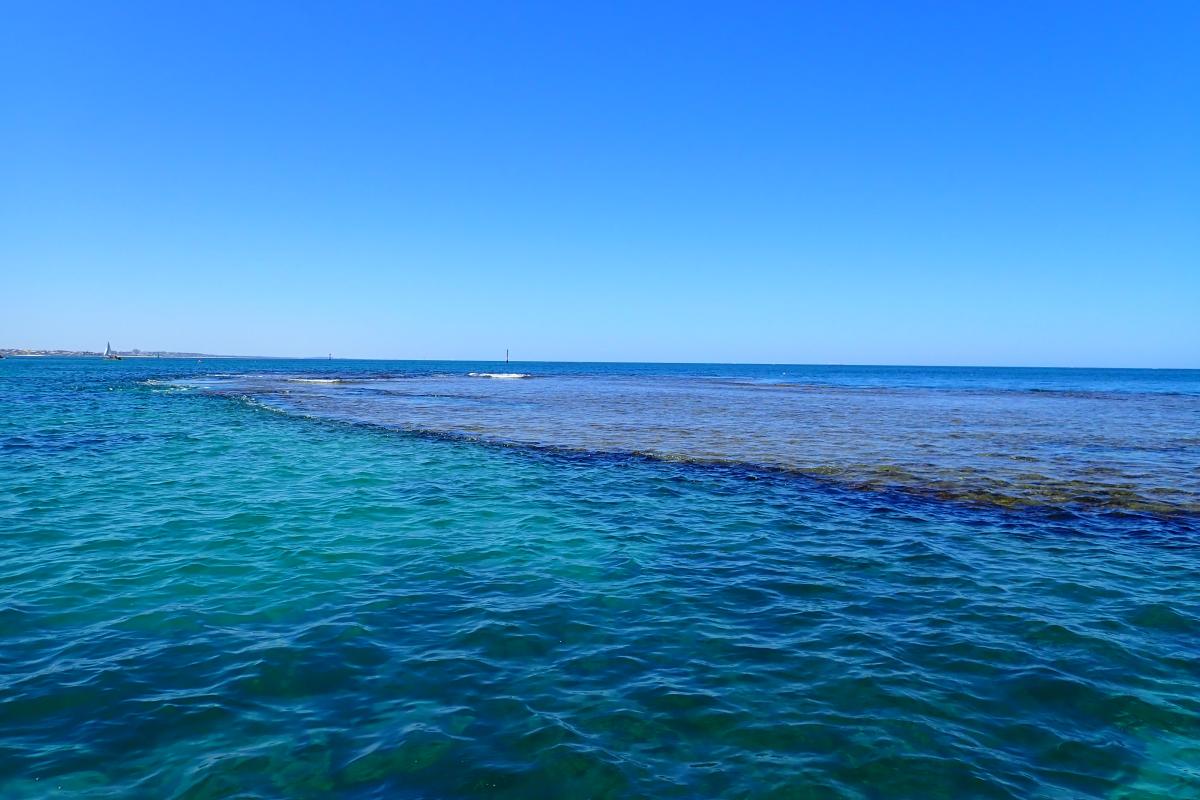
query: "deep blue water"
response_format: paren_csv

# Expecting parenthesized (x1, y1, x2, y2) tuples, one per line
(1, 358, 1198, 798)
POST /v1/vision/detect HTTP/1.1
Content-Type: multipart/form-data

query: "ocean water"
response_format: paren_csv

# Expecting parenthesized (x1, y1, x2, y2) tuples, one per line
(1, 358, 1198, 799)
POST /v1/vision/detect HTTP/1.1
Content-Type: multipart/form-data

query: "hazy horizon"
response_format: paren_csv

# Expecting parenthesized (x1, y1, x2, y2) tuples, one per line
(3, 3, 1197, 368)
(4, 343, 1198, 371)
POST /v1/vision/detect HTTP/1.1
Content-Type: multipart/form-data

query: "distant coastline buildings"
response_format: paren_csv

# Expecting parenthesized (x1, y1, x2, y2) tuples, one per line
(0, 347, 233, 358)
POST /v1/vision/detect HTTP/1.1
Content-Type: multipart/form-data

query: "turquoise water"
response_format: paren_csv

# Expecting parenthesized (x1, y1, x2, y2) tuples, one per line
(2, 358, 1198, 798)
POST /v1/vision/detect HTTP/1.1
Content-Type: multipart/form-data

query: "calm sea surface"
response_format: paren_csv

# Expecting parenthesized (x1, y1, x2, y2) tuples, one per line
(2, 358, 1198, 798)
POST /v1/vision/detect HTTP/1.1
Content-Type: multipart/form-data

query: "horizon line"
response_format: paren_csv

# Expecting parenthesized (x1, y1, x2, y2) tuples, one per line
(1, 349, 1195, 371)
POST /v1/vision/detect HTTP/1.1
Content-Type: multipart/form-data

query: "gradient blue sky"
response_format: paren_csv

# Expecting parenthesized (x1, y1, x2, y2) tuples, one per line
(2, 2, 1197, 365)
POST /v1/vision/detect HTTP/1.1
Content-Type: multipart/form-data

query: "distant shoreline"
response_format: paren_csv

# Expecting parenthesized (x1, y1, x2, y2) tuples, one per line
(0, 350, 277, 359)
(1, 351, 1196, 370)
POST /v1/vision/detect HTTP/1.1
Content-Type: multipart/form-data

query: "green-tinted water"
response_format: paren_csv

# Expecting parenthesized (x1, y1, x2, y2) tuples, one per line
(1, 359, 1197, 798)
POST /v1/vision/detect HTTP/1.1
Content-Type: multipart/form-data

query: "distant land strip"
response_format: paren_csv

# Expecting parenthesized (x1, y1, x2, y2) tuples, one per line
(0, 348, 273, 359)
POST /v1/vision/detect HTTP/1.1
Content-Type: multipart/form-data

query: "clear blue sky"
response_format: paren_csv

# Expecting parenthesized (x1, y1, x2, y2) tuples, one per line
(2, 2, 1196, 366)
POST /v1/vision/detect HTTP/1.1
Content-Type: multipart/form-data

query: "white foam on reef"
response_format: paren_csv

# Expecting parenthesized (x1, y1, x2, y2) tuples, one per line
(142, 379, 193, 392)
(468, 372, 530, 379)
(286, 378, 344, 384)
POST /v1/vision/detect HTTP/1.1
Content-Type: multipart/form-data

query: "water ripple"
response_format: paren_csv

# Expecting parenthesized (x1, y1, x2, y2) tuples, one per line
(0, 359, 1197, 798)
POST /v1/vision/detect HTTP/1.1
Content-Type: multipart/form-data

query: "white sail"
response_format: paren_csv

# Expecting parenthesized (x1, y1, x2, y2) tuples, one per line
(104, 342, 112, 357)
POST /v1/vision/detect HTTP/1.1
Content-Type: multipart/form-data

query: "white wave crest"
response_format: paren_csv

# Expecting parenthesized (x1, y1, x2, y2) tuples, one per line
(468, 372, 530, 379)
